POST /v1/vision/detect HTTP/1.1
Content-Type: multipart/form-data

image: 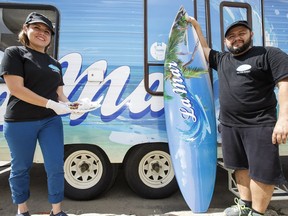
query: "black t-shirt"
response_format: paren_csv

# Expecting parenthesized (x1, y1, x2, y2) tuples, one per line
(209, 46, 288, 127)
(0, 46, 64, 121)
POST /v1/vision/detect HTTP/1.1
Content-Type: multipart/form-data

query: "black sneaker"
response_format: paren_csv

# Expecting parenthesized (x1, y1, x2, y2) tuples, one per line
(16, 212, 31, 216)
(224, 198, 252, 216)
(50, 211, 68, 216)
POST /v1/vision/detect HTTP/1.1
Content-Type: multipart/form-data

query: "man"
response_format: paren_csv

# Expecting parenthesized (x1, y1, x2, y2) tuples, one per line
(187, 18, 288, 216)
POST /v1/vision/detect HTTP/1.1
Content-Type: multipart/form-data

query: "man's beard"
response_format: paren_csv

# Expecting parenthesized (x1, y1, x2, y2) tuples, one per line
(227, 38, 252, 55)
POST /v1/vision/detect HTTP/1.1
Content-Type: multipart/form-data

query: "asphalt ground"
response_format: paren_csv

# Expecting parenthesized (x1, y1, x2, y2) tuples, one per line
(0, 158, 288, 216)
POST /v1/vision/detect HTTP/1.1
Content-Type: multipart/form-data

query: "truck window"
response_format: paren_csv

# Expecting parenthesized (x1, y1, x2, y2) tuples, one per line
(263, 1, 288, 53)
(144, 0, 195, 96)
(219, 2, 253, 51)
(0, 3, 59, 71)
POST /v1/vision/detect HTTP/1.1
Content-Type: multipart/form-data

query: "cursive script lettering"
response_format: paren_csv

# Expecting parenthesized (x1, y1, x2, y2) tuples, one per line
(168, 61, 197, 122)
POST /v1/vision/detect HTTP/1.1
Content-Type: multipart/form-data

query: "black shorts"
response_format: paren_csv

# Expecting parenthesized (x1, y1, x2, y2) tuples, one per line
(220, 124, 285, 185)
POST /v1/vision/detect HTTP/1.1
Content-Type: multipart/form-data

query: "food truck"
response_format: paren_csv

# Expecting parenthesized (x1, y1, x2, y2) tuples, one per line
(0, 0, 287, 200)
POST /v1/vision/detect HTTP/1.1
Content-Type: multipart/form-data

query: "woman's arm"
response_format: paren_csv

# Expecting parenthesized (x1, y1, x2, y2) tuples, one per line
(4, 74, 71, 114)
(57, 85, 70, 103)
(4, 75, 48, 107)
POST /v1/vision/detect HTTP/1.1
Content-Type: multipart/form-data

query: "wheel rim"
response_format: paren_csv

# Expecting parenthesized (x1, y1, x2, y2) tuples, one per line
(138, 150, 174, 188)
(64, 150, 103, 189)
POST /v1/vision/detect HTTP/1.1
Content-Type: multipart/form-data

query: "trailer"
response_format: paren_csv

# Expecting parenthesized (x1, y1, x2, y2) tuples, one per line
(0, 0, 287, 201)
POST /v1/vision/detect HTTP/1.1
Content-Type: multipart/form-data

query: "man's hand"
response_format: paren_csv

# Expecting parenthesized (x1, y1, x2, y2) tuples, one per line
(186, 16, 197, 26)
(272, 118, 288, 144)
(184, 16, 211, 62)
(273, 78, 288, 144)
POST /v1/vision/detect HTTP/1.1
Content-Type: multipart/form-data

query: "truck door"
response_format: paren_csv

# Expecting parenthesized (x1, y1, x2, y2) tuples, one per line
(194, 0, 263, 144)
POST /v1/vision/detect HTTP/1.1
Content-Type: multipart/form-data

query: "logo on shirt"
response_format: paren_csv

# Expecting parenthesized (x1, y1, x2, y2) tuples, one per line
(236, 64, 251, 74)
(49, 64, 60, 73)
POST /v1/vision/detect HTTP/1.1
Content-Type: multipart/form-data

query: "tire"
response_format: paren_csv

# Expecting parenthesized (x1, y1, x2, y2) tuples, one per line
(124, 143, 178, 199)
(64, 144, 117, 200)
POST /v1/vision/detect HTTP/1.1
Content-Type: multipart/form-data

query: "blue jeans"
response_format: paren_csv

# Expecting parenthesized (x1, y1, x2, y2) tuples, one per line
(4, 116, 65, 204)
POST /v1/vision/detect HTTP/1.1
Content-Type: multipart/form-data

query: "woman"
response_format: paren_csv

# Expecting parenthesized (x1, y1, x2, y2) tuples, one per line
(0, 12, 71, 216)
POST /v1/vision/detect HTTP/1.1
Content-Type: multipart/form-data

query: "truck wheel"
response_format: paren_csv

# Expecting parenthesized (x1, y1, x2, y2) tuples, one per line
(124, 143, 178, 198)
(64, 144, 117, 200)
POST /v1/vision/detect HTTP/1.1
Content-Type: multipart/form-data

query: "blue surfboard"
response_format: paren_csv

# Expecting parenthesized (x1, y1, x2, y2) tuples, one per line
(164, 6, 217, 213)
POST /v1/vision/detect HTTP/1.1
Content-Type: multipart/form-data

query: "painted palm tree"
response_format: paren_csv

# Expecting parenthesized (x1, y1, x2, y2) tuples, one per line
(164, 9, 208, 82)
(163, 7, 214, 148)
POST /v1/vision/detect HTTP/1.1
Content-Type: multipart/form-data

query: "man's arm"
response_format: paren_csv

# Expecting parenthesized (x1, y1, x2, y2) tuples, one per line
(272, 78, 288, 144)
(186, 16, 211, 61)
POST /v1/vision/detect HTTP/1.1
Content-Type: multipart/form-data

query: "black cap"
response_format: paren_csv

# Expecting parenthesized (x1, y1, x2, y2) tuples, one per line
(25, 12, 54, 35)
(224, 20, 251, 37)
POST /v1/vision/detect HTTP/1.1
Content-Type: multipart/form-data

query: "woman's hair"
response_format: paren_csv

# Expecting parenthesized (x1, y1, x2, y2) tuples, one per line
(18, 24, 51, 53)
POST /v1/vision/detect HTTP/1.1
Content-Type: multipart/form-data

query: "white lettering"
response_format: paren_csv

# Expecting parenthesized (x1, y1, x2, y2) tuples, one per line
(168, 61, 197, 122)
